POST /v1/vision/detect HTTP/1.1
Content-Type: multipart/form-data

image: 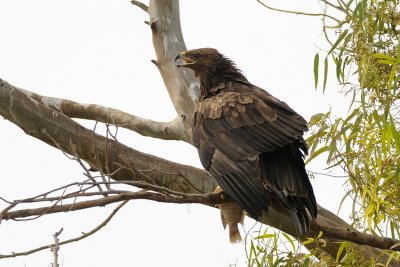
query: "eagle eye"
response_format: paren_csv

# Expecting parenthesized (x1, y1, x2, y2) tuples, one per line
(191, 53, 202, 59)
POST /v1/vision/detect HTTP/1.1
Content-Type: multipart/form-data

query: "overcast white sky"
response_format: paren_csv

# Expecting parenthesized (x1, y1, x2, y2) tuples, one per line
(0, 1, 350, 266)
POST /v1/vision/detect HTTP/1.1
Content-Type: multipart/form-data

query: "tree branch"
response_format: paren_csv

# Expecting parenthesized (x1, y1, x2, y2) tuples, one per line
(1, 190, 223, 221)
(0, 79, 214, 195)
(130, 0, 148, 13)
(148, 0, 200, 139)
(256, 0, 340, 23)
(0, 201, 128, 259)
(20, 88, 189, 142)
(51, 228, 63, 267)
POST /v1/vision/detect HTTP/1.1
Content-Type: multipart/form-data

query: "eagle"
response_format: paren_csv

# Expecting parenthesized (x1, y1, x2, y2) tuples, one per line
(175, 48, 317, 237)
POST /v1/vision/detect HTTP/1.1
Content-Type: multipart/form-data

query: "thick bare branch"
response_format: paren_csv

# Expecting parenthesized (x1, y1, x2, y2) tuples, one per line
(20, 88, 189, 142)
(148, 0, 200, 139)
(0, 79, 214, 194)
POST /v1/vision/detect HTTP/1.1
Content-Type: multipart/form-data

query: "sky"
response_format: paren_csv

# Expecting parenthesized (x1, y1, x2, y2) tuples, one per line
(0, 1, 350, 266)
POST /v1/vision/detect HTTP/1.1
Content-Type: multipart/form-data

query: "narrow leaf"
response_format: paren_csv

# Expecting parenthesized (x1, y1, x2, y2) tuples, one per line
(372, 53, 397, 61)
(336, 242, 347, 262)
(306, 146, 329, 164)
(323, 57, 328, 92)
(388, 65, 397, 90)
(314, 53, 319, 89)
(328, 29, 349, 55)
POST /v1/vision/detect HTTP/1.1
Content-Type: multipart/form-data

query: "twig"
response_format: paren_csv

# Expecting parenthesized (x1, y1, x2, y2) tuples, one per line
(0, 201, 128, 259)
(256, 0, 340, 23)
(51, 228, 63, 267)
(320, 0, 345, 12)
(307, 169, 348, 178)
(130, 0, 148, 13)
(91, 121, 112, 188)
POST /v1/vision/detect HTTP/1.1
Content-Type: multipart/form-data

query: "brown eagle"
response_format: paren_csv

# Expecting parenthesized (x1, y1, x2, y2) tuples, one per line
(176, 48, 317, 236)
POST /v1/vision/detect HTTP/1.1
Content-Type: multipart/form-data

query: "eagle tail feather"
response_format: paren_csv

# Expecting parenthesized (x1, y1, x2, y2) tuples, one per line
(260, 143, 317, 237)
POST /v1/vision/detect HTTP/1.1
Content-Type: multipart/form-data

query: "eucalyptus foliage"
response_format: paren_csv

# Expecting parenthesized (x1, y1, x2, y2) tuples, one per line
(311, 0, 399, 236)
(251, 0, 399, 265)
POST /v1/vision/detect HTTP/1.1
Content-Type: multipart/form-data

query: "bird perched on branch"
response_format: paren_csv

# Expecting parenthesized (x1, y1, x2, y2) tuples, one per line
(176, 48, 317, 237)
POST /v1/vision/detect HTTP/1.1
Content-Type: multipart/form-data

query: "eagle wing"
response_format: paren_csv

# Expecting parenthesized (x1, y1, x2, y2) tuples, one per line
(192, 83, 316, 232)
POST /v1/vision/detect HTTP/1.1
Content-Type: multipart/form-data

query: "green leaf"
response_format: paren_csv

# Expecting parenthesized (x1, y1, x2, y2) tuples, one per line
(386, 251, 397, 266)
(378, 59, 397, 65)
(308, 112, 326, 126)
(372, 53, 397, 61)
(282, 232, 296, 252)
(255, 233, 275, 240)
(343, 108, 360, 125)
(353, 0, 368, 21)
(334, 56, 342, 82)
(302, 238, 315, 245)
(306, 146, 329, 164)
(338, 33, 353, 59)
(328, 29, 349, 55)
(314, 53, 319, 89)
(323, 57, 329, 93)
(317, 231, 323, 239)
(336, 242, 347, 262)
(388, 65, 397, 90)
(327, 139, 338, 163)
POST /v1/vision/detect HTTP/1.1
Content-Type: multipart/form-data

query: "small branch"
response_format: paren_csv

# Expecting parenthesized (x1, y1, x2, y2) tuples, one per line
(1, 191, 224, 221)
(320, 0, 345, 12)
(131, 0, 148, 13)
(0, 201, 128, 259)
(51, 228, 63, 267)
(257, 0, 340, 23)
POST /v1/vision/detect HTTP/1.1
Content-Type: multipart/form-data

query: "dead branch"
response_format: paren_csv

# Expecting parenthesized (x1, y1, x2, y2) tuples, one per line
(51, 228, 63, 267)
(1, 190, 224, 221)
(0, 201, 128, 259)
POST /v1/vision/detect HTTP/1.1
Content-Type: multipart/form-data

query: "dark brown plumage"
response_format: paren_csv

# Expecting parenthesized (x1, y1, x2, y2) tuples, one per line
(176, 48, 317, 236)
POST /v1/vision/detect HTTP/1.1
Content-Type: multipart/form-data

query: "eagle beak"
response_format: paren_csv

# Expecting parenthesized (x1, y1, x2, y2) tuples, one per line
(175, 52, 194, 68)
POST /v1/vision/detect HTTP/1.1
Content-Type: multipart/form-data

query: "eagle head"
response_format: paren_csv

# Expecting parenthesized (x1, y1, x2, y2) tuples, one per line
(175, 48, 248, 98)
(175, 48, 224, 77)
